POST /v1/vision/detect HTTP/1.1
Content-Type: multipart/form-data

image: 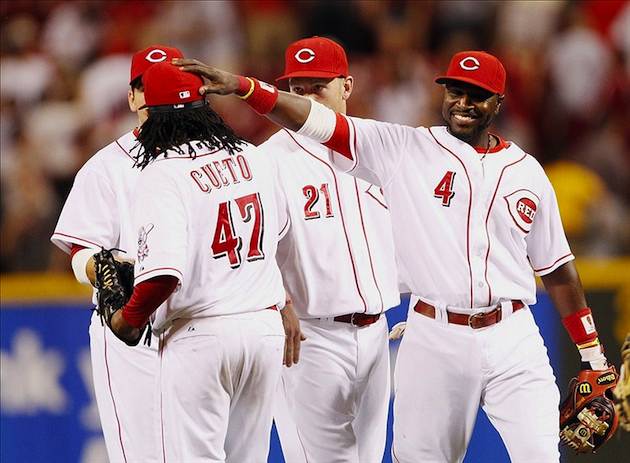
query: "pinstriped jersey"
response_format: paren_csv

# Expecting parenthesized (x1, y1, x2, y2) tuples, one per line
(330, 121, 573, 308)
(264, 129, 400, 318)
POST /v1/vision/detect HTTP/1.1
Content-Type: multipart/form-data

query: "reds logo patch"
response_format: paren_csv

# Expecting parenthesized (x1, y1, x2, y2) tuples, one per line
(504, 189, 540, 233)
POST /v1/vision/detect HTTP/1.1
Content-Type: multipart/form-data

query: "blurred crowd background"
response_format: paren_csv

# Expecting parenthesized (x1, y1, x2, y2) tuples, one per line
(1, 0, 629, 273)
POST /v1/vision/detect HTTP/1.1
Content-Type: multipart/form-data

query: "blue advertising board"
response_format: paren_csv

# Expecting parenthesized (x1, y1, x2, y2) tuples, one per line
(1, 295, 561, 462)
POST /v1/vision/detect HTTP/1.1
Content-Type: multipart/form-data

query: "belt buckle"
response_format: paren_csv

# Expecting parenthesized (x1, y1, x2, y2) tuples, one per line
(467, 312, 485, 329)
(350, 313, 358, 326)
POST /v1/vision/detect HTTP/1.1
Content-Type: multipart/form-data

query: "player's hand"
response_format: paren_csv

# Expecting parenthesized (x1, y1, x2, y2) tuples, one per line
(110, 310, 142, 345)
(172, 58, 240, 96)
(389, 321, 407, 340)
(280, 302, 306, 367)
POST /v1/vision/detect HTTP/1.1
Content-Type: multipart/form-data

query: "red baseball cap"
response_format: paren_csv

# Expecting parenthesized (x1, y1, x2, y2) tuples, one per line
(142, 62, 204, 108)
(130, 45, 184, 84)
(435, 51, 506, 95)
(276, 36, 348, 81)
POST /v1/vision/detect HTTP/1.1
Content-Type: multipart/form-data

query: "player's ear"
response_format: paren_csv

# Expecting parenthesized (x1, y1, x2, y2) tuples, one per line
(128, 88, 137, 113)
(342, 76, 354, 100)
(495, 94, 504, 115)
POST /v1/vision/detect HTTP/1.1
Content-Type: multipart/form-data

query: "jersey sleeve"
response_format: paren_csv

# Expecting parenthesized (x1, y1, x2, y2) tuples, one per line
(265, 149, 290, 240)
(51, 163, 118, 253)
(526, 175, 575, 276)
(328, 116, 410, 187)
(132, 166, 188, 286)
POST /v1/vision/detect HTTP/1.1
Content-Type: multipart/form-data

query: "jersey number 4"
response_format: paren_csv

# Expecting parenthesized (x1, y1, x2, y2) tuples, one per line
(434, 171, 456, 207)
(303, 183, 334, 220)
(212, 193, 264, 268)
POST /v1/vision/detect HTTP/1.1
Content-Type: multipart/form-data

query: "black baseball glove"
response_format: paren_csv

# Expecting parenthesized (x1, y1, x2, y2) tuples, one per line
(93, 248, 143, 346)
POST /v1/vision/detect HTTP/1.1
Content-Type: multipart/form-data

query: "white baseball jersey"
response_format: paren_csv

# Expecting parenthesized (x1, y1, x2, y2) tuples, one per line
(133, 140, 286, 330)
(331, 121, 573, 308)
(52, 131, 139, 263)
(51, 130, 161, 463)
(264, 129, 400, 318)
(321, 118, 567, 461)
(263, 129, 398, 463)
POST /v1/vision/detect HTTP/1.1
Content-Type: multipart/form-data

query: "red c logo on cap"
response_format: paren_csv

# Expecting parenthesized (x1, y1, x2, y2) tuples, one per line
(145, 49, 168, 63)
(294, 48, 316, 64)
(459, 57, 480, 71)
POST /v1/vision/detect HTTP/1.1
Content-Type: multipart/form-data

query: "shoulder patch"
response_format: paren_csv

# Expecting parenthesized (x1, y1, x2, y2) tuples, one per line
(504, 189, 540, 233)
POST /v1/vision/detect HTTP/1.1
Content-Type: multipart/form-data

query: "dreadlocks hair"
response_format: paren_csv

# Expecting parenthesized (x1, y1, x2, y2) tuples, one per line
(134, 102, 245, 170)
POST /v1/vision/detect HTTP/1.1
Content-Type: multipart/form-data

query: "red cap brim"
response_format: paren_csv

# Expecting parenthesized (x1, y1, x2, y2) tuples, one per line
(276, 70, 345, 82)
(435, 76, 502, 95)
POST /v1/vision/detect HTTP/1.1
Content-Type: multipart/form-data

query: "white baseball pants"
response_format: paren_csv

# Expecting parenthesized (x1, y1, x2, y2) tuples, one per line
(89, 312, 161, 463)
(274, 316, 390, 463)
(158, 309, 284, 463)
(392, 306, 560, 463)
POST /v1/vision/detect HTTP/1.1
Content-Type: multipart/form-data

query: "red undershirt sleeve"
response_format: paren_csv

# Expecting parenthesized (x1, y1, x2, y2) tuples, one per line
(70, 244, 87, 258)
(323, 113, 353, 160)
(121, 275, 179, 329)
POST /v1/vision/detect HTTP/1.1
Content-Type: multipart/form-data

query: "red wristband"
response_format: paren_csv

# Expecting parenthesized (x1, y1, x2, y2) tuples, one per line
(562, 308, 598, 345)
(239, 77, 278, 115)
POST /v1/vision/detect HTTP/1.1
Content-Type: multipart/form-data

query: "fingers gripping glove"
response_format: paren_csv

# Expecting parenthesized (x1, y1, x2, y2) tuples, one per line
(614, 335, 630, 432)
(93, 248, 142, 346)
(560, 366, 619, 453)
(389, 321, 407, 341)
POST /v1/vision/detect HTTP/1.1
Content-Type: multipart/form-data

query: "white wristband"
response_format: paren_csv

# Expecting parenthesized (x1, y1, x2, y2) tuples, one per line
(296, 99, 337, 143)
(71, 248, 99, 286)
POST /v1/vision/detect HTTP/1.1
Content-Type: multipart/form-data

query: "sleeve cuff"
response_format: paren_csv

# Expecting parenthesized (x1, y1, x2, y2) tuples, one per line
(533, 253, 575, 276)
(135, 267, 184, 286)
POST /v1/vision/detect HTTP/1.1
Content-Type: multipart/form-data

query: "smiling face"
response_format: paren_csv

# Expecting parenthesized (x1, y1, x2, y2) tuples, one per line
(288, 76, 353, 114)
(441, 81, 503, 146)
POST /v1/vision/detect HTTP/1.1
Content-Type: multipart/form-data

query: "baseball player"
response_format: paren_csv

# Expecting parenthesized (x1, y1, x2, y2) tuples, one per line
(51, 45, 183, 463)
(107, 62, 286, 462)
(176, 50, 616, 461)
(263, 37, 400, 463)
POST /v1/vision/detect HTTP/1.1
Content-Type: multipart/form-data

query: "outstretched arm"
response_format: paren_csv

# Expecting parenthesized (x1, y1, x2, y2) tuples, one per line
(173, 59, 310, 130)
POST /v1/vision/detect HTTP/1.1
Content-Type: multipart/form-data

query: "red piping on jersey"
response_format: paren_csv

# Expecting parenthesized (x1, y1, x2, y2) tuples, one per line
(159, 339, 167, 463)
(103, 325, 129, 463)
(278, 216, 290, 238)
(533, 252, 574, 273)
(354, 178, 384, 313)
(152, 147, 223, 162)
(284, 130, 368, 312)
(483, 154, 527, 305)
(429, 128, 474, 307)
(135, 267, 184, 282)
(115, 138, 136, 161)
(365, 187, 388, 209)
(53, 232, 102, 251)
(473, 133, 510, 154)
(323, 113, 353, 160)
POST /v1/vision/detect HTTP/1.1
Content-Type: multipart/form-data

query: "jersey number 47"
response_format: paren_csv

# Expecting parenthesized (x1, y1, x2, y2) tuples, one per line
(212, 193, 265, 268)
